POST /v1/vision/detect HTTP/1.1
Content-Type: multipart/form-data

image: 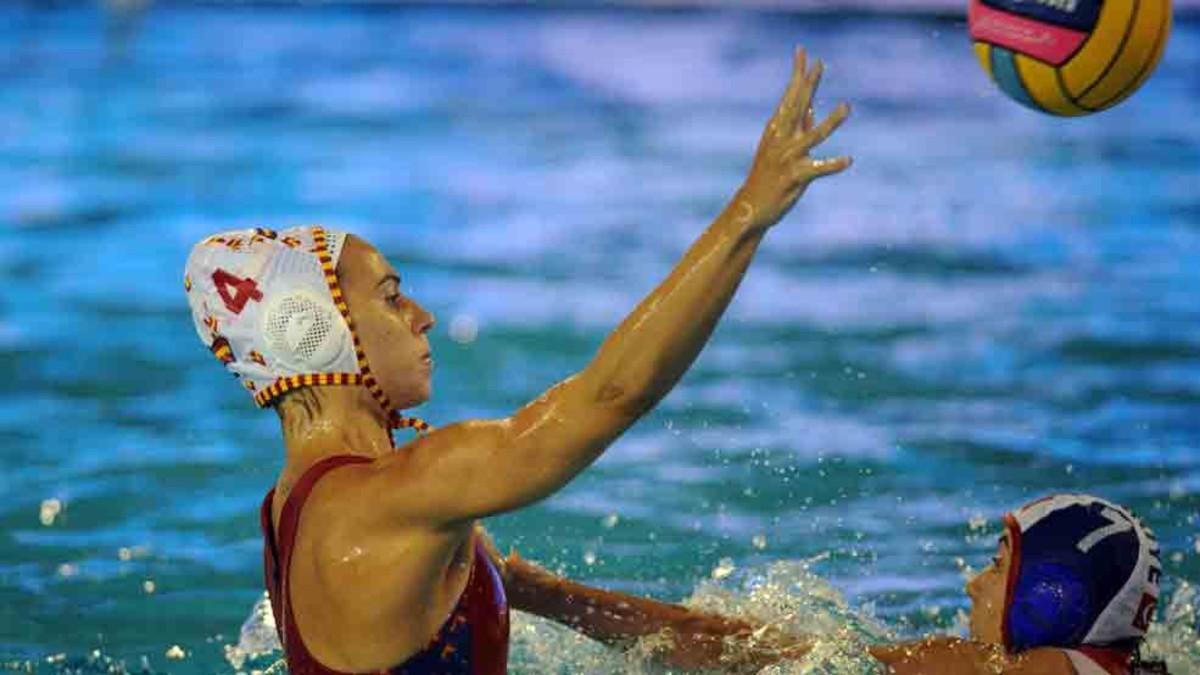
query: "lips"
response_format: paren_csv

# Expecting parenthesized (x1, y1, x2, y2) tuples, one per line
(420, 351, 433, 367)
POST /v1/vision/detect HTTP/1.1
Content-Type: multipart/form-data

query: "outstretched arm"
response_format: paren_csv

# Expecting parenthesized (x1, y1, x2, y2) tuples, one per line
(368, 48, 852, 527)
(498, 552, 1075, 675)
(499, 549, 810, 674)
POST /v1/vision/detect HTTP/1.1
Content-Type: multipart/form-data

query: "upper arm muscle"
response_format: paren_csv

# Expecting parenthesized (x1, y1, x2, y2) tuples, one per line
(361, 374, 633, 527)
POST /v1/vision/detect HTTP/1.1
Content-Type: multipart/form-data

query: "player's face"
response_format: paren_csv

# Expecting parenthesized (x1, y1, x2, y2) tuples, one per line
(966, 533, 1011, 644)
(337, 235, 436, 409)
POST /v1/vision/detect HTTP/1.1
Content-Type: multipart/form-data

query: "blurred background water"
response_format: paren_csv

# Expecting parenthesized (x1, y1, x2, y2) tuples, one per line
(1, 1, 1198, 673)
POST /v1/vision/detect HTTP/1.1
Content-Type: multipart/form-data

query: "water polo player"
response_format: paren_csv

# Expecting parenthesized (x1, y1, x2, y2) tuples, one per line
(497, 493, 1166, 674)
(184, 48, 851, 673)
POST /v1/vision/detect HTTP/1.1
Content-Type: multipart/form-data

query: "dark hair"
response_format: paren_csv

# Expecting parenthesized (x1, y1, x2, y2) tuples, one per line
(273, 387, 323, 432)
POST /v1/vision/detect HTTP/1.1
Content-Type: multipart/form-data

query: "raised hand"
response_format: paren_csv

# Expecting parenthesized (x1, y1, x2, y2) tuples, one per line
(735, 47, 852, 232)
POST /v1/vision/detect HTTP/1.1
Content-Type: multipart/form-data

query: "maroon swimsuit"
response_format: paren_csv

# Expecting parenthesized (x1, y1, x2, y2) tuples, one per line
(260, 455, 509, 675)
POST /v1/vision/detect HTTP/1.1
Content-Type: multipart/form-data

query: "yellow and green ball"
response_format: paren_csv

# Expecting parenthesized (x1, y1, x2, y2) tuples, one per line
(969, 0, 1172, 116)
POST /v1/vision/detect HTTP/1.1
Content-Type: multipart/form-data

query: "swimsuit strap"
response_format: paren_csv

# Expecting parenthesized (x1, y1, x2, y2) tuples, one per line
(263, 455, 374, 675)
(464, 539, 510, 673)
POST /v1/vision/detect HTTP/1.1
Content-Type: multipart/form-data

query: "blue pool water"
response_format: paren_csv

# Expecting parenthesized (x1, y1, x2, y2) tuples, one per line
(1, 3, 1198, 673)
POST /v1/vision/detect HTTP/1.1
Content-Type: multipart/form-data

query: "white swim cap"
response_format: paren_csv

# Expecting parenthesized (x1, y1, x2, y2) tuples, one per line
(183, 225, 429, 434)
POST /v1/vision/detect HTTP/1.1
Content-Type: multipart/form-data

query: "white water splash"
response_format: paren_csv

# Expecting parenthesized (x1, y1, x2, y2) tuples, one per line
(1143, 581, 1200, 675)
(508, 557, 891, 674)
(224, 593, 284, 674)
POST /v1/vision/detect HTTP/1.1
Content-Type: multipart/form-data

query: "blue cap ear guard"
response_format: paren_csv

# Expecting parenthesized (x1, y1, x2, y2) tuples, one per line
(1008, 559, 1092, 650)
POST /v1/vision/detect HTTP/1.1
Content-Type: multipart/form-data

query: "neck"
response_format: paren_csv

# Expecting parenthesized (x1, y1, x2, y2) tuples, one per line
(276, 385, 393, 469)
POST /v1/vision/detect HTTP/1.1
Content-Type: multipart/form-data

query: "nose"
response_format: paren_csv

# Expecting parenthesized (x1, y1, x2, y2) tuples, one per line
(409, 300, 435, 336)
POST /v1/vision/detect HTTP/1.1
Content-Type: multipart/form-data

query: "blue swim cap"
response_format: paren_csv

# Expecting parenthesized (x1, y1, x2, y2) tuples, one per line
(1002, 494, 1161, 653)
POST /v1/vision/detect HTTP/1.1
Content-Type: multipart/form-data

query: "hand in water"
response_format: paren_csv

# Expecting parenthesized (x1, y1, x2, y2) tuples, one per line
(736, 47, 852, 231)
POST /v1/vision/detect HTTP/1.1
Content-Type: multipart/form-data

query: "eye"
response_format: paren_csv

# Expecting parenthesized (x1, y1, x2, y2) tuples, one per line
(991, 556, 1001, 568)
(385, 293, 403, 307)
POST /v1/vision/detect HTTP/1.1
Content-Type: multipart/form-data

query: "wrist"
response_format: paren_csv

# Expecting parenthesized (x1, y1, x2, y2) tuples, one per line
(726, 186, 775, 235)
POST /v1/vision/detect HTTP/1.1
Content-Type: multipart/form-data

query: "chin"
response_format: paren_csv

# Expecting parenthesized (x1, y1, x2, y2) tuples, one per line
(392, 384, 432, 409)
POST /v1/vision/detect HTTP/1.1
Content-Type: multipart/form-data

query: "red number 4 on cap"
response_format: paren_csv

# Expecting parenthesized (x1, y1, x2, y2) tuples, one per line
(212, 269, 263, 315)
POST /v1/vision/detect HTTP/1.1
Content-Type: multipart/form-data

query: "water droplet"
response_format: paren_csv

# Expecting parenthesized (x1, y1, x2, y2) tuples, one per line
(583, 551, 596, 566)
(143, 579, 156, 594)
(601, 513, 619, 529)
(165, 646, 186, 660)
(57, 563, 78, 578)
(711, 557, 736, 580)
(448, 314, 478, 344)
(39, 499, 62, 527)
(752, 534, 767, 550)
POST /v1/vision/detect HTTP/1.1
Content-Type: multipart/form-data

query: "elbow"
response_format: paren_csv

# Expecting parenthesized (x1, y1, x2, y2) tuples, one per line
(595, 382, 659, 421)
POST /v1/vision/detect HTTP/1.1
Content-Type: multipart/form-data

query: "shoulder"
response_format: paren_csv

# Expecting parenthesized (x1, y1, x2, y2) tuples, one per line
(277, 455, 406, 549)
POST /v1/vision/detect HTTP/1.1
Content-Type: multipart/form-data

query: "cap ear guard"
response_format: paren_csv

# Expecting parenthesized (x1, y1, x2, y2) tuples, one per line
(261, 289, 352, 373)
(1008, 559, 1092, 650)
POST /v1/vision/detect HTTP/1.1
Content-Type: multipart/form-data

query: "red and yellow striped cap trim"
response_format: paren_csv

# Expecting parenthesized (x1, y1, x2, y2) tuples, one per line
(390, 413, 432, 434)
(211, 336, 234, 365)
(253, 372, 363, 407)
(311, 226, 394, 412)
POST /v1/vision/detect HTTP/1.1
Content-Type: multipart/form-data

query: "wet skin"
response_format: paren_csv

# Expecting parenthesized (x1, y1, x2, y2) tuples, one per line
(265, 45, 853, 672)
(967, 533, 1011, 645)
(261, 48, 1090, 674)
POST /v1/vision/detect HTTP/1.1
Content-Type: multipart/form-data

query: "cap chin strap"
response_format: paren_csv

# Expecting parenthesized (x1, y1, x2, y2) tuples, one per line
(390, 412, 432, 434)
(310, 226, 432, 447)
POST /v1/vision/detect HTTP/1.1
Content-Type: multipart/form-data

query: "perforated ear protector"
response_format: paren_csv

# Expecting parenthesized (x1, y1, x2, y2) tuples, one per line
(261, 289, 352, 373)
